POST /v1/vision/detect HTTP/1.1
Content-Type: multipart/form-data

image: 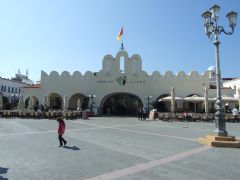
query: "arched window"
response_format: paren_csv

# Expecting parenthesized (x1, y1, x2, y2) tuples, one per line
(120, 56, 124, 73)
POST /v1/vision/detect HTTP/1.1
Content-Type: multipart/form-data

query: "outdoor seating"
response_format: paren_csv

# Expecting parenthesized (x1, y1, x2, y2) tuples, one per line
(162, 113, 170, 121)
(191, 114, 201, 122)
(157, 112, 164, 120)
(201, 114, 208, 122)
(175, 113, 183, 121)
(45, 112, 50, 119)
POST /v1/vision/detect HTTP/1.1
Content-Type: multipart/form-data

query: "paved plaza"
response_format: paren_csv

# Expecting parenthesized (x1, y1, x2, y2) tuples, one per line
(0, 117, 240, 180)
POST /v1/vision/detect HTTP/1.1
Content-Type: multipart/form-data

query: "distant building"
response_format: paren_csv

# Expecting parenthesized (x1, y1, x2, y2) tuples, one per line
(21, 50, 238, 115)
(11, 69, 34, 85)
(0, 70, 33, 103)
(223, 78, 240, 98)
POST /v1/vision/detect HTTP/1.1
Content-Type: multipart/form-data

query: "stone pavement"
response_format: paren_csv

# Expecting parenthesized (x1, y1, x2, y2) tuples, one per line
(0, 117, 240, 180)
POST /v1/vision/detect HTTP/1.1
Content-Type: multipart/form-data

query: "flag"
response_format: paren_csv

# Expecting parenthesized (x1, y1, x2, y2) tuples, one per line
(117, 27, 123, 41)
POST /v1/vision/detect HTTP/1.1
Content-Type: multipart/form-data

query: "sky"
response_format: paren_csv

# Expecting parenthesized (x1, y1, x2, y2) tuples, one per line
(0, 0, 239, 83)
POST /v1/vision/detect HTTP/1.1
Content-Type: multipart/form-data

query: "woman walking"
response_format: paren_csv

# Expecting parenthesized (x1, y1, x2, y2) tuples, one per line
(57, 116, 67, 147)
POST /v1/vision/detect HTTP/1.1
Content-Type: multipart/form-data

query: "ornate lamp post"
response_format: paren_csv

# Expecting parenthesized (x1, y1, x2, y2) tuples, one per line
(88, 94, 96, 112)
(202, 5, 237, 136)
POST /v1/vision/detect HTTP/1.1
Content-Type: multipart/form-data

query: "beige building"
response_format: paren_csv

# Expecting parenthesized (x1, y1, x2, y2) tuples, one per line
(22, 50, 236, 115)
(223, 78, 240, 98)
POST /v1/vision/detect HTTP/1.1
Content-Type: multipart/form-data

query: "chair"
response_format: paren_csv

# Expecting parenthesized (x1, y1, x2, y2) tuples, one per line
(176, 113, 183, 121)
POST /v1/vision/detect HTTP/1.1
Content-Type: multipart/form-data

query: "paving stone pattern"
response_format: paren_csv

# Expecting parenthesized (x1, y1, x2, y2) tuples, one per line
(0, 117, 240, 180)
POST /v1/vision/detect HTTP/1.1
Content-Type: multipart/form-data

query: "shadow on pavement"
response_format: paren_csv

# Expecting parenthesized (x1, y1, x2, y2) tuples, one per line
(0, 167, 9, 180)
(63, 146, 80, 151)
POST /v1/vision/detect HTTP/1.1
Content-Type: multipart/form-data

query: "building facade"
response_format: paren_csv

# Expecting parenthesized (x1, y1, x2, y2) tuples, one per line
(223, 78, 240, 98)
(22, 50, 236, 115)
(0, 70, 34, 110)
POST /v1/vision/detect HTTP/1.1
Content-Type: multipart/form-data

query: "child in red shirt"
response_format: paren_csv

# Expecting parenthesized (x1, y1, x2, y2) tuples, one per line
(57, 116, 67, 147)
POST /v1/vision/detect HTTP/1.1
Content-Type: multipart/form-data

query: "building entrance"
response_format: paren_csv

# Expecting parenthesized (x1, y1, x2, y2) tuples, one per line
(102, 93, 142, 116)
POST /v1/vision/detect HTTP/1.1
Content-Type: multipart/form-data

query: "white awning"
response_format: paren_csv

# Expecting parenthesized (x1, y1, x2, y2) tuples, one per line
(159, 96, 183, 102)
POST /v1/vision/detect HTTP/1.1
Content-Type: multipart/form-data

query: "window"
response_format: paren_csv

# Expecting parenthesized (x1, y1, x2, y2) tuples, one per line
(8, 86, 10, 92)
(120, 56, 124, 73)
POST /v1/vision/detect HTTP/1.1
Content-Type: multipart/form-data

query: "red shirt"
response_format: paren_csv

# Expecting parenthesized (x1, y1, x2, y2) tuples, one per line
(58, 120, 65, 135)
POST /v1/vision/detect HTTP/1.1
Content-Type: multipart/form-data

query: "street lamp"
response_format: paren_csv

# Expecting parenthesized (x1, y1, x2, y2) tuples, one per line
(202, 5, 237, 136)
(88, 94, 96, 112)
(145, 96, 152, 117)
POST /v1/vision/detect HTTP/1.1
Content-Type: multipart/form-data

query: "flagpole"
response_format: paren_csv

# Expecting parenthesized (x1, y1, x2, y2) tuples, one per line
(118, 26, 124, 51)
(121, 27, 124, 51)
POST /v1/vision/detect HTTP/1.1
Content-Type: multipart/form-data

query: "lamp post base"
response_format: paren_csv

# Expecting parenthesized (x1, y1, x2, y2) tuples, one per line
(214, 109, 228, 136)
(214, 129, 228, 137)
(199, 134, 240, 148)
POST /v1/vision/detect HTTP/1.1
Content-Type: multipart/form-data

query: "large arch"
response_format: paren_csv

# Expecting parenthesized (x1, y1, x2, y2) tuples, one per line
(25, 96, 39, 110)
(68, 93, 87, 110)
(48, 93, 63, 110)
(100, 92, 142, 116)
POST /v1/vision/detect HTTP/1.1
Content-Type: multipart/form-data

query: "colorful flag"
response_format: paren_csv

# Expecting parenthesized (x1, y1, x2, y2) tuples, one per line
(117, 27, 123, 41)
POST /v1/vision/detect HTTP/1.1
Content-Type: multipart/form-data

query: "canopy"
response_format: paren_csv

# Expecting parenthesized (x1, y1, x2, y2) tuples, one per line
(159, 96, 183, 102)
(221, 96, 238, 102)
(184, 95, 206, 102)
(28, 96, 34, 110)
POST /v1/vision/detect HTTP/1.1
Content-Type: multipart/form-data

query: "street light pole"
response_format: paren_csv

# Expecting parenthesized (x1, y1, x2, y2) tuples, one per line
(213, 33, 227, 136)
(202, 5, 237, 136)
(88, 94, 96, 112)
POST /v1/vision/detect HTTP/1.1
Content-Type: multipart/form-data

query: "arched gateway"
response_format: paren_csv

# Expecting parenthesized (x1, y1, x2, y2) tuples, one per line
(101, 93, 142, 116)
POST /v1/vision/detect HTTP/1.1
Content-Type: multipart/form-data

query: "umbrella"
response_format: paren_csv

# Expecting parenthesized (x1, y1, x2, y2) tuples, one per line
(159, 96, 183, 102)
(18, 95, 25, 111)
(77, 98, 82, 111)
(184, 95, 205, 102)
(42, 96, 46, 106)
(45, 96, 50, 108)
(0, 94, 3, 110)
(170, 87, 175, 114)
(221, 96, 238, 102)
(28, 96, 33, 110)
(63, 96, 67, 111)
(204, 86, 209, 114)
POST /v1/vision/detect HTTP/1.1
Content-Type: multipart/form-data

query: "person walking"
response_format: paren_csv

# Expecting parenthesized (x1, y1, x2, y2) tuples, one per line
(57, 116, 67, 147)
(137, 105, 141, 120)
(232, 107, 239, 122)
(143, 106, 147, 120)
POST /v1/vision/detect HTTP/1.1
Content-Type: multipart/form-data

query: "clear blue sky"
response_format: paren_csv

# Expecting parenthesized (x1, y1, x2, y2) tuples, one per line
(0, 0, 239, 82)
